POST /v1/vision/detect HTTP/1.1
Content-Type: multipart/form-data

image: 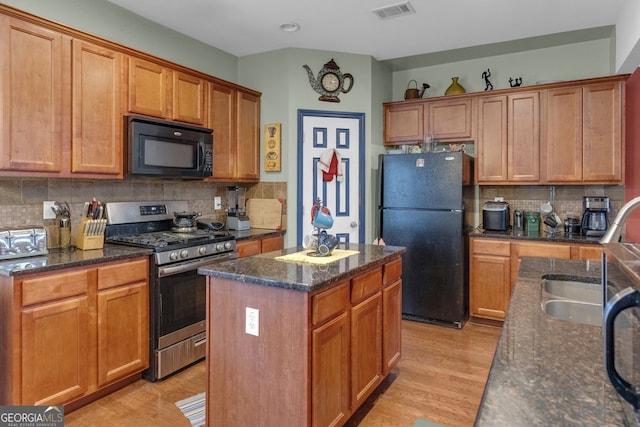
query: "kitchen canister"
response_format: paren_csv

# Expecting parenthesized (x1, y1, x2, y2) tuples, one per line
(513, 210, 524, 231)
(524, 211, 540, 235)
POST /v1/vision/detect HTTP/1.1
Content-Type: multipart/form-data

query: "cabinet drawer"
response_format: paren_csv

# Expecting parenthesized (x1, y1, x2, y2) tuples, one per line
(517, 242, 571, 259)
(351, 267, 382, 304)
(311, 281, 349, 326)
(261, 235, 283, 253)
(98, 258, 148, 290)
(472, 238, 510, 256)
(383, 258, 402, 286)
(22, 270, 90, 306)
(236, 239, 261, 258)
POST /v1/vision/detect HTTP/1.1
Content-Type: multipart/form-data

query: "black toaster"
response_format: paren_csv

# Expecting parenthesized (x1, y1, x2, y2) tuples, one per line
(482, 202, 511, 231)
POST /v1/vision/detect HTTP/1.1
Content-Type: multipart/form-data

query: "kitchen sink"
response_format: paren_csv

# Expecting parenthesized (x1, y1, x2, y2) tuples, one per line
(543, 300, 602, 326)
(541, 277, 602, 304)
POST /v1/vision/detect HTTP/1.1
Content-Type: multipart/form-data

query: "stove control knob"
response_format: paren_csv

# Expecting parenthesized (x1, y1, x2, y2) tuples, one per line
(170, 251, 179, 261)
(224, 242, 233, 250)
(216, 243, 224, 251)
(180, 250, 189, 258)
(199, 246, 207, 255)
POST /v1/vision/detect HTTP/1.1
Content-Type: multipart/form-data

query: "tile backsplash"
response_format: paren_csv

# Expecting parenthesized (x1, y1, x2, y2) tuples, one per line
(0, 177, 287, 246)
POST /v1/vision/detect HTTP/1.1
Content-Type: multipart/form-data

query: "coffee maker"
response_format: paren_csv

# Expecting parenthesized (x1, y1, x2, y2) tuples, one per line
(581, 196, 610, 237)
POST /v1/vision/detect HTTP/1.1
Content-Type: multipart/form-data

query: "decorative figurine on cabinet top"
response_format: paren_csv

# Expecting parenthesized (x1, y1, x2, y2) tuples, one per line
(509, 77, 523, 87)
(303, 59, 354, 102)
(482, 69, 493, 91)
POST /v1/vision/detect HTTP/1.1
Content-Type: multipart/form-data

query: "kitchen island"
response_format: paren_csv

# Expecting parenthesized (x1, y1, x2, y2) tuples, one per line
(475, 256, 637, 426)
(198, 243, 406, 427)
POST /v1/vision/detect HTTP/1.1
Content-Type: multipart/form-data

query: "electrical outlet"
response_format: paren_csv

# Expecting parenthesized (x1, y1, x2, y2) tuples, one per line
(494, 196, 504, 202)
(43, 201, 57, 220)
(245, 307, 259, 336)
(214, 196, 222, 210)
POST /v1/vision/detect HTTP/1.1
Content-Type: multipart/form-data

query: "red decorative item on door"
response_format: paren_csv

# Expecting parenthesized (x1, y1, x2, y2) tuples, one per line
(318, 148, 343, 182)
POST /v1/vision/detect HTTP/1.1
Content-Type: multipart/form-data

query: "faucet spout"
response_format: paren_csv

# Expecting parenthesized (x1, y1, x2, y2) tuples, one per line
(600, 196, 640, 243)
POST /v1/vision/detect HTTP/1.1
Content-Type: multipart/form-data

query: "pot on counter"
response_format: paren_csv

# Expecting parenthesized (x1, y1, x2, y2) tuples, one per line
(564, 217, 581, 235)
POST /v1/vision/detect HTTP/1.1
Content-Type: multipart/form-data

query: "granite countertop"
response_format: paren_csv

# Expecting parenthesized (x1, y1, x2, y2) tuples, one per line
(475, 257, 636, 426)
(0, 244, 152, 277)
(470, 228, 603, 245)
(199, 243, 407, 292)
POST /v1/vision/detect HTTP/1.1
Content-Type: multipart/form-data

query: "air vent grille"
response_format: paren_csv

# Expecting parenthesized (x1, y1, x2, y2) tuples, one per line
(372, 1, 416, 19)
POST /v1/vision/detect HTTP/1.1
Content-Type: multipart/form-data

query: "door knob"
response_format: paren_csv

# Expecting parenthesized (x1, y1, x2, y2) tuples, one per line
(350, 221, 358, 228)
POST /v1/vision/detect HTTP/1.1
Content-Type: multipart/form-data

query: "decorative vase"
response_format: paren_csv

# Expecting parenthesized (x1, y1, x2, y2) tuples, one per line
(445, 77, 466, 95)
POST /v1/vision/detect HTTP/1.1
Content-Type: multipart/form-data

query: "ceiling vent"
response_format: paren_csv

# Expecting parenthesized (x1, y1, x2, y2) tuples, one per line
(372, 1, 416, 20)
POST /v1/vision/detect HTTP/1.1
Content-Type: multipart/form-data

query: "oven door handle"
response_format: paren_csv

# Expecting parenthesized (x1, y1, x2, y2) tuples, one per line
(157, 252, 239, 277)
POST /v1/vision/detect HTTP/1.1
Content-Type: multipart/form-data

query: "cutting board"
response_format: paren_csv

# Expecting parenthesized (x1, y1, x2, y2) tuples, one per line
(246, 198, 283, 230)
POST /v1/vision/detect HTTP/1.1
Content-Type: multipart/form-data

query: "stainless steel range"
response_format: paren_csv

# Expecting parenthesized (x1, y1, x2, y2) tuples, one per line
(105, 201, 237, 381)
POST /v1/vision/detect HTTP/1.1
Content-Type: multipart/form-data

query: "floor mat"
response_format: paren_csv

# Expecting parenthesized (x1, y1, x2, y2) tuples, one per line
(414, 419, 446, 427)
(175, 392, 205, 427)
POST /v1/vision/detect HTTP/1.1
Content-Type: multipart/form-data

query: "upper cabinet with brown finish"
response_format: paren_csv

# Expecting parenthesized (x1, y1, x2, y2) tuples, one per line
(127, 57, 206, 126)
(383, 102, 424, 144)
(426, 97, 474, 141)
(541, 78, 624, 184)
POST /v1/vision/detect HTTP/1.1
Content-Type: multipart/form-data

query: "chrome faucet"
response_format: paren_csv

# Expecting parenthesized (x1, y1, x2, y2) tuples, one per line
(600, 196, 640, 243)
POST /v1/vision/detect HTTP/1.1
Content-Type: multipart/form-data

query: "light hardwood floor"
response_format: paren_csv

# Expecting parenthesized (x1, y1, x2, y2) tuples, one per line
(65, 320, 500, 427)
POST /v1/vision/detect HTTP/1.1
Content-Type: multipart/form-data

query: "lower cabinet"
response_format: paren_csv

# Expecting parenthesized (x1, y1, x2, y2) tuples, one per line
(470, 237, 602, 322)
(236, 233, 284, 258)
(0, 257, 149, 406)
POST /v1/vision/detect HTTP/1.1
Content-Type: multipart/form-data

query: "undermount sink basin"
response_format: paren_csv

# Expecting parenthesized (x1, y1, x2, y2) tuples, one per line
(541, 277, 602, 304)
(543, 300, 602, 326)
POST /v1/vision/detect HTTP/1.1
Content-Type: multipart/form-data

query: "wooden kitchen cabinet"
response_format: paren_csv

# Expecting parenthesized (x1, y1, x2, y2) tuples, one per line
(476, 93, 540, 183)
(541, 78, 624, 184)
(383, 102, 424, 145)
(0, 257, 149, 407)
(207, 83, 261, 182)
(236, 234, 284, 258)
(382, 258, 402, 374)
(127, 56, 206, 125)
(426, 97, 474, 141)
(470, 238, 511, 322)
(71, 39, 124, 176)
(0, 16, 67, 174)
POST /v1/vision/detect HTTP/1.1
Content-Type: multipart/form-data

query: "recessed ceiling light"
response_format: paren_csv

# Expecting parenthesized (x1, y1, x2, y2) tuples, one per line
(280, 23, 300, 32)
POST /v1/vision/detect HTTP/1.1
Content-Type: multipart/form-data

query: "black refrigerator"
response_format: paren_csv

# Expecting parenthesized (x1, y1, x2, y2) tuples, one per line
(377, 152, 473, 328)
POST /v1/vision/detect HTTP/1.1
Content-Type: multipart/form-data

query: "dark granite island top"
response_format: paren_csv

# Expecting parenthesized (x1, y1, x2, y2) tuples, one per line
(198, 242, 407, 292)
(475, 257, 635, 426)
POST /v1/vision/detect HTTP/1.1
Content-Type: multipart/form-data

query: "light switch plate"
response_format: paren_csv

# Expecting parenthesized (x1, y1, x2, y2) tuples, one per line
(214, 196, 222, 210)
(43, 201, 57, 220)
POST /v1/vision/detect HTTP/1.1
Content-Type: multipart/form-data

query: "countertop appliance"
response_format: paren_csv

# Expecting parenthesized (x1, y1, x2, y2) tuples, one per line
(105, 201, 237, 381)
(581, 196, 610, 237)
(482, 201, 510, 231)
(377, 152, 472, 328)
(226, 186, 250, 230)
(0, 227, 48, 260)
(126, 115, 213, 178)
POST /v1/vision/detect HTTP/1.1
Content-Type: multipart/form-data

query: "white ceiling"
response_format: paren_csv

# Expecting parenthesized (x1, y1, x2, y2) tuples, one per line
(107, 0, 626, 68)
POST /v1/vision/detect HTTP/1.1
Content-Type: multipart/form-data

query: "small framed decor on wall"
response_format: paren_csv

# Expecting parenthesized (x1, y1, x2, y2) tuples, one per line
(264, 123, 281, 172)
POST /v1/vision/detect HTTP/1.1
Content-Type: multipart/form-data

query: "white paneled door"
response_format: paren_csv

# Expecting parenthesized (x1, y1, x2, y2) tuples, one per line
(297, 110, 365, 245)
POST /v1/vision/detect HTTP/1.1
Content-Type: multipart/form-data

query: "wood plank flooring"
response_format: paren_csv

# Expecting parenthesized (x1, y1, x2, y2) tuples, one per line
(64, 320, 500, 427)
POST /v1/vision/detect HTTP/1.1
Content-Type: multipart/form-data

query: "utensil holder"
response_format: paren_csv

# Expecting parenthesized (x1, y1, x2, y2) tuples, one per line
(75, 218, 105, 250)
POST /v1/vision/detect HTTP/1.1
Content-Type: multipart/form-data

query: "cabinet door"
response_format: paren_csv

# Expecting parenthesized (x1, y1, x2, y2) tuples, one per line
(97, 281, 149, 386)
(351, 292, 382, 408)
(172, 71, 206, 125)
(236, 90, 260, 181)
(382, 279, 401, 374)
(508, 92, 540, 182)
(470, 254, 511, 321)
(541, 87, 583, 182)
(71, 39, 123, 176)
(476, 96, 508, 182)
(261, 235, 283, 253)
(311, 311, 350, 427)
(236, 239, 261, 258)
(511, 242, 571, 288)
(427, 98, 473, 140)
(582, 82, 622, 182)
(0, 16, 66, 173)
(21, 296, 89, 405)
(127, 56, 170, 118)
(383, 103, 424, 144)
(208, 82, 236, 180)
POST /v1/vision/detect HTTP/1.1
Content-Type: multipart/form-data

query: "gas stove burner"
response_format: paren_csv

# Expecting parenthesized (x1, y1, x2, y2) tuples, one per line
(171, 226, 198, 234)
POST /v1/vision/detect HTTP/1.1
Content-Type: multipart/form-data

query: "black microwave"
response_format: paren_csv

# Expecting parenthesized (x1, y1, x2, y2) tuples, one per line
(126, 115, 213, 178)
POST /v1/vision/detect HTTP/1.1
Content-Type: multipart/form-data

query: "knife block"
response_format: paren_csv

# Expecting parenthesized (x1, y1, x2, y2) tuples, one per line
(75, 218, 105, 250)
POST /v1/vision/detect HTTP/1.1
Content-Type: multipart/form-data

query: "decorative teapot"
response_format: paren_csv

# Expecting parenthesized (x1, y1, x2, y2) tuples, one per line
(303, 59, 354, 102)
